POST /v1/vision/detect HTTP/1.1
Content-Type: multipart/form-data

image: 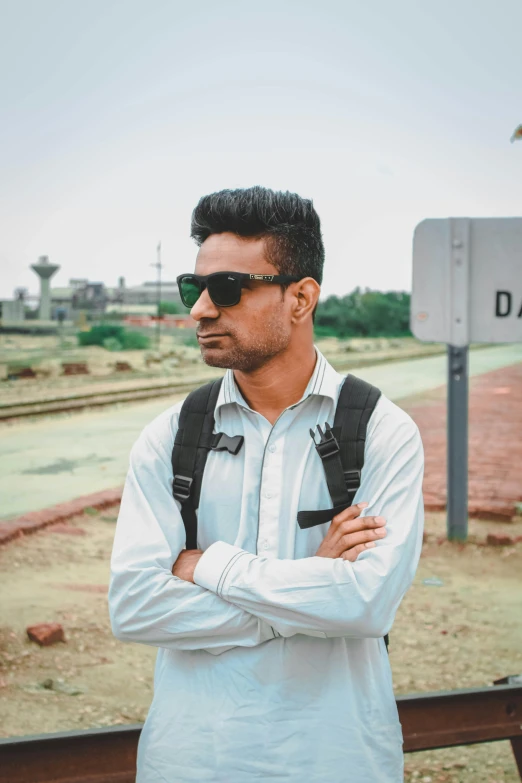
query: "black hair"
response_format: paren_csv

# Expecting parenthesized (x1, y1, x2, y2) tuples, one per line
(190, 186, 324, 285)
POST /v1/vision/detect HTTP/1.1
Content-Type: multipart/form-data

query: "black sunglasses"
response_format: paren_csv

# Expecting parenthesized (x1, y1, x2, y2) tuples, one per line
(176, 272, 301, 308)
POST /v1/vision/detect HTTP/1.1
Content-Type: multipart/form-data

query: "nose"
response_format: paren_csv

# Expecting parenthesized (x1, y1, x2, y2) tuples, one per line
(190, 287, 220, 322)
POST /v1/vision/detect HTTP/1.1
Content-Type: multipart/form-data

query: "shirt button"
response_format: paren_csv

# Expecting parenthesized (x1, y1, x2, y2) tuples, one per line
(263, 541, 269, 549)
(264, 491, 273, 499)
(268, 444, 276, 453)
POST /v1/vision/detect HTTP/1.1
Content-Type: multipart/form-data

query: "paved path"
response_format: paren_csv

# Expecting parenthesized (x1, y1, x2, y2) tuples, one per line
(1, 344, 521, 520)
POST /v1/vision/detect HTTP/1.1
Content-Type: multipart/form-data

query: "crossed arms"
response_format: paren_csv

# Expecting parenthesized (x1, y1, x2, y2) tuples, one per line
(109, 408, 424, 654)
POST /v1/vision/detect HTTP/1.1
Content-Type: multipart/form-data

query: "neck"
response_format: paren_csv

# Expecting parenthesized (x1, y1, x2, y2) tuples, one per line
(233, 342, 317, 425)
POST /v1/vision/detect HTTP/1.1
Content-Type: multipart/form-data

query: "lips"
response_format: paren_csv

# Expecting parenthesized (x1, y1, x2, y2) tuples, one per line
(197, 333, 227, 341)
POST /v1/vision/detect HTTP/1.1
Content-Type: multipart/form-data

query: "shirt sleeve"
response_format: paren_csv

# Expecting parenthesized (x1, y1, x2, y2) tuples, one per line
(193, 407, 424, 639)
(108, 409, 278, 655)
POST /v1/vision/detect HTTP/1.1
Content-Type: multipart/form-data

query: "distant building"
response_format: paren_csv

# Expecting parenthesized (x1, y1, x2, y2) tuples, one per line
(50, 281, 105, 320)
(72, 282, 106, 315)
(107, 303, 157, 316)
(47, 276, 181, 320)
(0, 299, 25, 323)
(120, 280, 181, 306)
(50, 286, 75, 319)
(70, 278, 89, 289)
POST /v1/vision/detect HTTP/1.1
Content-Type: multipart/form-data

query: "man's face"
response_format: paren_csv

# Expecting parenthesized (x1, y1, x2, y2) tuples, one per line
(190, 232, 293, 372)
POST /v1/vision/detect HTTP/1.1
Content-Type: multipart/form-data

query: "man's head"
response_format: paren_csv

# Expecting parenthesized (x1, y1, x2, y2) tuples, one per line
(186, 186, 324, 372)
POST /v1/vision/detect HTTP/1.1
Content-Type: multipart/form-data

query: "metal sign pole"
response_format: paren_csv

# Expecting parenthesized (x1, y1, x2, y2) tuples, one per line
(447, 344, 469, 540)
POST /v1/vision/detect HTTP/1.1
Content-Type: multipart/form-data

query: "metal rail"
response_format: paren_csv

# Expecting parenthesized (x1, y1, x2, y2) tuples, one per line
(398, 679, 522, 758)
(0, 680, 521, 782)
(0, 380, 218, 421)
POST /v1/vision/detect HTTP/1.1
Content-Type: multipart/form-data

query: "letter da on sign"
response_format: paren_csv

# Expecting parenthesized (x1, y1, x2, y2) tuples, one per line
(495, 291, 511, 317)
(411, 217, 522, 345)
(495, 290, 522, 317)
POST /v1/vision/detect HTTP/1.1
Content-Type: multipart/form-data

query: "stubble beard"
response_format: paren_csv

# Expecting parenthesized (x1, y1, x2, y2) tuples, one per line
(199, 313, 290, 373)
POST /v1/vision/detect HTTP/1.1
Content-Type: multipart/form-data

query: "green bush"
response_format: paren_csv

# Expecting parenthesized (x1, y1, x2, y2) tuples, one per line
(102, 337, 123, 352)
(78, 324, 150, 350)
(121, 330, 150, 350)
(78, 324, 123, 346)
(158, 300, 182, 316)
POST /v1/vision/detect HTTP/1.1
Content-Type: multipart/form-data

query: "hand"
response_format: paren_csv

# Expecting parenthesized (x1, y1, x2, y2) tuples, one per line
(172, 549, 203, 583)
(315, 503, 386, 561)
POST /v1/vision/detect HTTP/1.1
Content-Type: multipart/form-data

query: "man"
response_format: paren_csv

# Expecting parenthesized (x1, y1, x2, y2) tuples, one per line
(109, 186, 424, 782)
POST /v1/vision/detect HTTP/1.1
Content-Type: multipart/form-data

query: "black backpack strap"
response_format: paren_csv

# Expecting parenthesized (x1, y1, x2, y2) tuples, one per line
(297, 374, 381, 529)
(333, 373, 381, 491)
(296, 374, 388, 651)
(335, 375, 388, 654)
(172, 378, 244, 549)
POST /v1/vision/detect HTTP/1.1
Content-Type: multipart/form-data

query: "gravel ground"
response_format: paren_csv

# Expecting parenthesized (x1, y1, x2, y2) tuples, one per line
(0, 509, 521, 782)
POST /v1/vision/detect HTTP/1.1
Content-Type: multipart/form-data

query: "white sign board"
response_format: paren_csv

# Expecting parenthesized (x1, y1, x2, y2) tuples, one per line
(411, 217, 522, 346)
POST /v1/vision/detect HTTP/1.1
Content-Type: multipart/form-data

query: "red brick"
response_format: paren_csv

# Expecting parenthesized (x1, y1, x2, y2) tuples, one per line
(27, 622, 65, 646)
(0, 526, 22, 545)
(0, 487, 123, 547)
(486, 533, 515, 547)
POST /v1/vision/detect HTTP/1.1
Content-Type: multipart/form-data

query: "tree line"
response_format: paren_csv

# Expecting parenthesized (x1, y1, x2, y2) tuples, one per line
(314, 288, 412, 338)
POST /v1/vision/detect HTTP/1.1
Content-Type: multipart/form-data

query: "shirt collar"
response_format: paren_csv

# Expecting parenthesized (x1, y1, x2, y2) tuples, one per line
(214, 347, 343, 416)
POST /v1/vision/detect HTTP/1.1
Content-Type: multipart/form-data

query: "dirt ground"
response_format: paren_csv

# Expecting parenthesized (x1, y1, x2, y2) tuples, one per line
(0, 509, 521, 782)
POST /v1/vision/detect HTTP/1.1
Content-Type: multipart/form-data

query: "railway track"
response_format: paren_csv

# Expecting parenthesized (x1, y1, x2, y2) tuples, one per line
(0, 378, 221, 422)
(0, 347, 449, 422)
(0, 679, 521, 782)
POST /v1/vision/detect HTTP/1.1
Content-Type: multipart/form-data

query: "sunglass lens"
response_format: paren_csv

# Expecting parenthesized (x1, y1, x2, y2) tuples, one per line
(208, 274, 240, 306)
(179, 277, 201, 308)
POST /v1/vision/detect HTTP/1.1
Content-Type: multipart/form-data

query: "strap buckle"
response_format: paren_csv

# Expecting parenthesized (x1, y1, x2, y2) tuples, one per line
(343, 469, 361, 492)
(211, 433, 244, 455)
(309, 423, 340, 459)
(172, 474, 193, 503)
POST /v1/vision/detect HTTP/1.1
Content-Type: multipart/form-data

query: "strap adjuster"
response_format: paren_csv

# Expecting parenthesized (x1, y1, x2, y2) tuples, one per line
(172, 474, 193, 503)
(309, 423, 340, 459)
(344, 469, 361, 492)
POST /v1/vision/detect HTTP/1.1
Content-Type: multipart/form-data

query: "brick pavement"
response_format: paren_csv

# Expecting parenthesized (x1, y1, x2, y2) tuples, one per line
(0, 487, 122, 545)
(402, 362, 522, 520)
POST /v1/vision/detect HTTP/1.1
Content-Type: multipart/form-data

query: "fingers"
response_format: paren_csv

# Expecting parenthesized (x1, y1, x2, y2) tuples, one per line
(331, 502, 369, 525)
(334, 513, 386, 542)
(339, 525, 387, 553)
(341, 542, 376, 562)
(341, 514, 385, 534)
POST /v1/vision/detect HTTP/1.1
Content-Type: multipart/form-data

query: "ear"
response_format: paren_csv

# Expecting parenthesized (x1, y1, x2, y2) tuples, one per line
(290, 278, 321, 323)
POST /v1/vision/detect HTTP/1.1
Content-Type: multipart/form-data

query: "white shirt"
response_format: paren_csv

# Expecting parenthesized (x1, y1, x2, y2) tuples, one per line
(109, 349, 424, 783)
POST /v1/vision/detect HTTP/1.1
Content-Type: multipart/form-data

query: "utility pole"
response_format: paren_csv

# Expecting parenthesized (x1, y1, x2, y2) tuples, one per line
(151, 242, 162, 351)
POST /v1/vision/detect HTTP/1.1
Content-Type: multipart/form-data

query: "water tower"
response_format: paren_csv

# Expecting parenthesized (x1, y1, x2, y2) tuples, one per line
(31, 255, 60, 320)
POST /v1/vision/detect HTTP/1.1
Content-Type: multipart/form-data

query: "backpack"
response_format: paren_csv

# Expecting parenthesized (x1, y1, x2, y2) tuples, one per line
(171, 373, 388, 648)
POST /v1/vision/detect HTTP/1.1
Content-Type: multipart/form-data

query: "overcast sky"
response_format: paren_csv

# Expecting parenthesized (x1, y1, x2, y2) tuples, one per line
(1, 0, 521, 301)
